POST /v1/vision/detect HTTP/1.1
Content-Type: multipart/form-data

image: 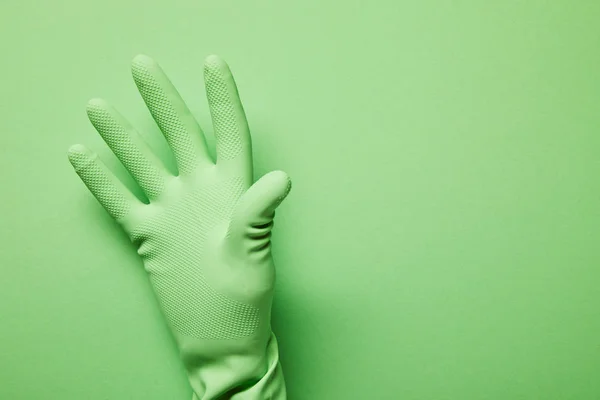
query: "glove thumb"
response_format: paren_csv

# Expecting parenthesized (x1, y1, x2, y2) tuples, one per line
(226, 170, 292, 258)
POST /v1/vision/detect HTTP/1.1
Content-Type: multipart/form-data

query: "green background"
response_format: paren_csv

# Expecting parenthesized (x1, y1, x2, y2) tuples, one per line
(1, 0, 600, 398)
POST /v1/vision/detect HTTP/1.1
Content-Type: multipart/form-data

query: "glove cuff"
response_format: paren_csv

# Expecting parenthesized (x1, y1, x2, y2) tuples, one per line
(184, 331, 287, 399)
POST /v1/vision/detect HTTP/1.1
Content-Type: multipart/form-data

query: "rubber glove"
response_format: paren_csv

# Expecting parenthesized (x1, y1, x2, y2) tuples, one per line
(67, 54, 291, 399)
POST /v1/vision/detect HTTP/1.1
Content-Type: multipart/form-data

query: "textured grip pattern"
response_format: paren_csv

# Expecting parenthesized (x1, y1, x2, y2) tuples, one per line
(69, 148, 131, 220)
(129, 176, 260, 339)
(204, 57, 243, 162)
(132, 58, 198, 173)
(87, 102, 165, 198)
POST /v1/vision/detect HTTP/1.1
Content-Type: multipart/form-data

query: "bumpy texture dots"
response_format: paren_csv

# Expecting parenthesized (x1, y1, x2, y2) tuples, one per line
(68, 146, 131, 220)
(275, 178, 292, 208)
(69, 54, 291, 398)
(128, 176, 260, 339)
(131, 56, 199, 174)
(204, 57, 243, 162)
(86, 100, 165, 199)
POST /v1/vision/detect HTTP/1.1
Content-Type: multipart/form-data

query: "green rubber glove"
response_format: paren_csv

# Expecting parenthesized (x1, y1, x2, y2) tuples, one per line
(67, 54, 291, 399)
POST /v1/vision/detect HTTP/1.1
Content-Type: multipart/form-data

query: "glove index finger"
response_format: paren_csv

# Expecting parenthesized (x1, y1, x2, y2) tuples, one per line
(204, 55, 253, 185)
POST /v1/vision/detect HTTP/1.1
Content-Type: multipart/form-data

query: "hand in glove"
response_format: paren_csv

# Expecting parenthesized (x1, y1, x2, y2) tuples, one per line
(68, 54, 291, 399)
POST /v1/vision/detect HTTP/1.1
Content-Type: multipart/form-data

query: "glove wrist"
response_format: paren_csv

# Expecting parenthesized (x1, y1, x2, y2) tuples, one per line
(182, 331, 286, 399)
